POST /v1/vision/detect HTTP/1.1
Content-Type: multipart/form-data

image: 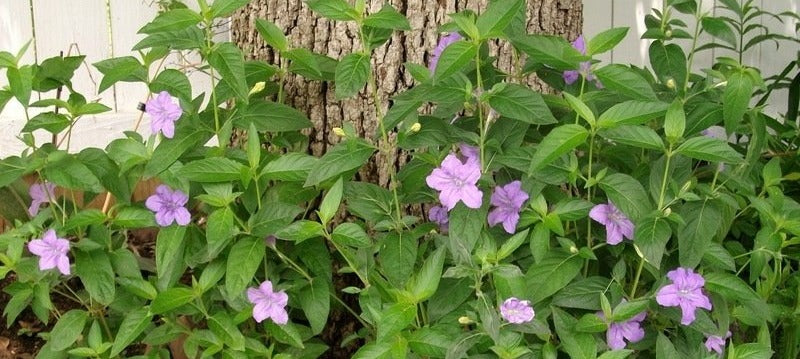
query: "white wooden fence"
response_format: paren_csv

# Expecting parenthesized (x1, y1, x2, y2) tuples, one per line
(0, 0, 797, 156)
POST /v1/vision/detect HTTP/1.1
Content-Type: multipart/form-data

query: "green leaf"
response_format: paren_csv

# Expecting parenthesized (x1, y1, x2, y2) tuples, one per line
(225, 237, 265, 297)
(575, 313, 607, 333)
(675, 136, 743, 163)
(497, 229, 529, 260)
(255, 19, 288, 52)
(144, 129, 212, 177)
(563, 92, 596, 127)
(306, 0, 358, 21)
(528, 124, 588, 172)
(284, 48, 322, 79)
(49, 309, 88, 351)
(261, 153, 318, 181)
(594, 64, 657, 100)
(22, 112, 71, 133)
(344, 182, 394, 223)
(209, 0, 250, 18)
(106, 138, 149, 173)
(380, 231, 419, 287)
(74, 102, 111, 116)
(588, 27, 629, 55)
(553, 277, 613, 310)
(656, 333, 679, 359)
(248, 202, 302, 238)
(150, 287, 195, 314)
(649, 41, 687, 88)
(177, 157, 247, 183)
(599, 125, 664, 150)
(155, 226, 186, 290)
(335, 52, 370, 99)
(678, 200, 722, 268)
(598, 173, 651, 220)
(93, 57, 147, 93)
(611, 299, 649, 322)
(132, 27, 205, 50)
(139, 8, 202, 34)
(43, 152, 103, 193)
(732, 343, 773, 359)
(150, 69, 192, 102)
(275, 220, 324, 242)
(209, 43, 249, 103)
(74, 249, 115, 305)
(7, 65, 33, 107)
(433, 41, 477, 81)
(664, 99, 685, 142)
(299, 279, 330, 335)
(488, 83, 556, 124)
(110, 308, 152, 357)
(206, 207, 238, 259)
(598, 350, 634, 359)
(304, 140, 375, 187)
(208, 312, 245, 351)
(116, 277, 157, 300)
(552, 307, 597, 359)
(377, 302, 416, 341)
(113, 206, 156, 228)
(526, 251, 583, 303)
(319, 177, 343, 225)
(701, 16, 737, 47)
(411, 247, 446, 302)
(597, 100, 669, 128)
(475, 0, 525, 38)
(234, 100, 313, 132)
(704, 272, 761, 304)
(331, 223, 370, 248)
(633, 214, 671, 268)
(65, 209, 107, 230)
(0, 157, 26, 188)
(511, 34, 582, 71)
(723, 72, 753, 132)
(363, 4, 410, 30)
(264, 321, 304, 348)
(448, 204, 488, 263)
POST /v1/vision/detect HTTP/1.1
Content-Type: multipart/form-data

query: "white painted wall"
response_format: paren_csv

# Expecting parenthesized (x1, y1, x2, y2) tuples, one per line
(0, 0, 797, 156)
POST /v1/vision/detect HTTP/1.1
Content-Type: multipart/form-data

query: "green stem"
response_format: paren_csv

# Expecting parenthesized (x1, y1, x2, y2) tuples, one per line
(329, 292, 372, 330)
(277, 58, 287, 103)
(683, 1, 703, 93)
(325, 231, 370, 287)
(475, 50, 486, 172)
(657, 147, 674, 210)
(629, 257, 645, 298)
(583, 133, 596, 276)
(270, 245, 313, 282)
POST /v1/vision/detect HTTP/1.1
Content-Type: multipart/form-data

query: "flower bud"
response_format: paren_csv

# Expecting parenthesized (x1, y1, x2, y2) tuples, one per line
(249, 81, 266, 95)
(569, 245, 579, 254)
(458, 316, 474, 325)
(332, 127, 346, 137)
(663, 207, 672, 216)
(665, 29, 673, 39)
(666, 78, 676, 89)
(410, 122, 421, 132)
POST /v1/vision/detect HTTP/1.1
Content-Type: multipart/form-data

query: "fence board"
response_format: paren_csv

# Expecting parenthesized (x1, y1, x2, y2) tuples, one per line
(0, 0, 34, 121)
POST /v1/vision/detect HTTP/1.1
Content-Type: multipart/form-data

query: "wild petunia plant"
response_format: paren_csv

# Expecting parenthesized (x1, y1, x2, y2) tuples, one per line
(0, 0, 798, 358)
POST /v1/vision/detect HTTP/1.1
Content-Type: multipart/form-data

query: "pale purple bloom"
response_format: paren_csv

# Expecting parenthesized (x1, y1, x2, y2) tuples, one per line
(429, 205, 449, 231)
(563, 35, 602, 88)
(28, 182, 56, 216)
(247, 280, 289, 324)
(488, 181, 529, 234)
(426, 154, 483, 210)
(598, 308, 646, 350)
(458, 143, 479, 165)
(589, 202, 634, 245)
(146, 91, 182, 138)
(656, 267, 713, 325)
(28, 229, 70, 275)
(705, 331, 731, 355)
(145, 185, 191, 227)
(429, 33, 463, 73)
(500, 297, 534, 324)
(265, 235, 277, 247)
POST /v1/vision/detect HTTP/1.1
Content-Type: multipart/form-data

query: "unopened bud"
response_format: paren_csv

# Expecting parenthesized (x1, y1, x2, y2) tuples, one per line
(332, 127, 346, 137)
(666, 78, 676, 89)
(249, 81, 266, 95)
(569, 245, 579, 254)
(665, 29, 673, 39)
(458, 316, 474, 325)
(663, 207, 672, 216)
(410, 122, 421, 132)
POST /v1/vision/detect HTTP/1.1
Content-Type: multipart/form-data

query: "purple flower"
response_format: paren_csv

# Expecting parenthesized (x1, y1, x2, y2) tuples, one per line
(27, 229, 70, 275)
(426, 154, 483, 210)
(429, 33, 463, 73)
(589, 202, 634, 245)
(500, 297, 534, 324)
(656, 267, 713, 325)
(458, 143, 479, 165)
(146, 91, 182, 139)
(705, 331, 731, 355)
(598, 309, 646, 350)
(265, 235, 277, 247)
(488, 181, 529, 234)
(247, 280, 289, 324)
(429, 205, 449, 231)
(145, 185, 191, 227)
(563, 35, 602, 88)
(28, 182, 56, 216)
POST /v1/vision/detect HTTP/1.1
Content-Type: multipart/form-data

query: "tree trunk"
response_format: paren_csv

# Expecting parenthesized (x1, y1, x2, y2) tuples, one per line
(231, 1, 582, 356)
(232, 0, 582, 184)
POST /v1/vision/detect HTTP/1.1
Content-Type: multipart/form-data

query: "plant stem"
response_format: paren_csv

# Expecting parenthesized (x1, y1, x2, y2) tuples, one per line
(475, 49, 486, 172)
(630, 257, 645, 298)
(657, 146, 674, 210)
(683, 0, 703, 94)
(270, 245, 313, 282)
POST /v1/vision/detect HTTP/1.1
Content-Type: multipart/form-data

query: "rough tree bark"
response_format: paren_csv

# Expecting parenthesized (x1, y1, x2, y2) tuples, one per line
(231, 1, 582, 356)
(232, 0, 583, 185)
